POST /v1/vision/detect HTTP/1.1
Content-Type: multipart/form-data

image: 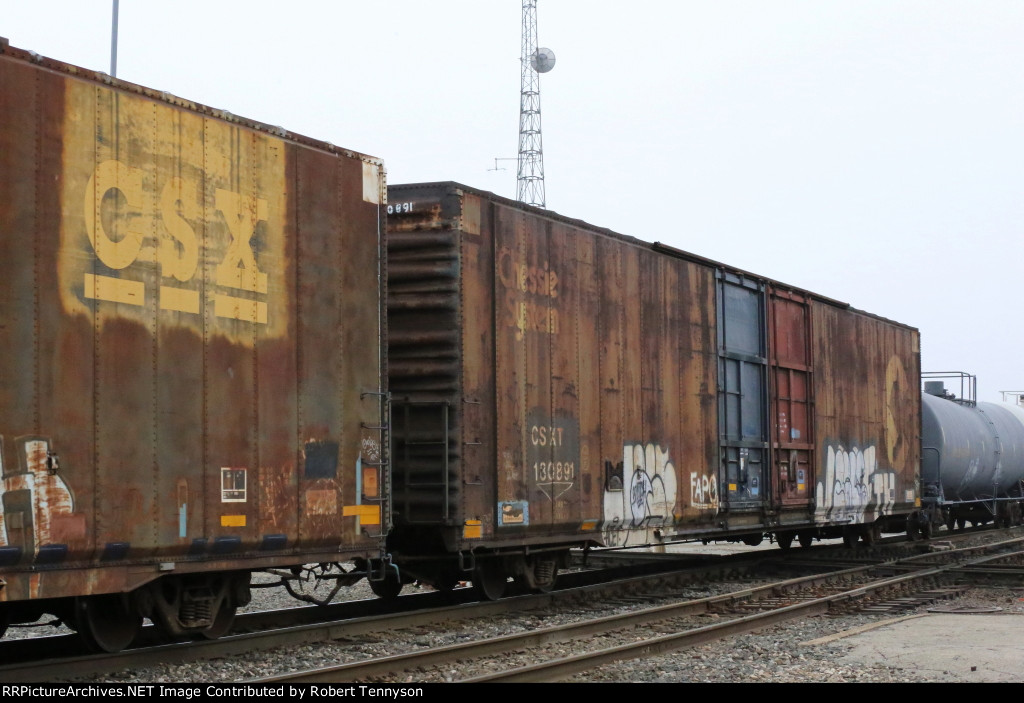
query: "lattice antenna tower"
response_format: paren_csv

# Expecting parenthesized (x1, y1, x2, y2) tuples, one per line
(517, 0, 555, 208)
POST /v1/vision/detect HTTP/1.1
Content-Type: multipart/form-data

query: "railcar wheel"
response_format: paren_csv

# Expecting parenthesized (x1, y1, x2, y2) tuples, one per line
(956, 518, 966, 530)
(74, 594, 142, 653)
(369, 571, 403, 600)
(741, 534, 763, 547)
(199, 603, 237, 640)
(531, 556, 559, 594)
(906, 513, 922, 541)
(776, 533, 794, 550)
(945, 514, 956, 532)
(842, 529, 857, 548)
(473, 562, 508, 601)
(862, 524, 881, 546)
(797, 532, 814, 548)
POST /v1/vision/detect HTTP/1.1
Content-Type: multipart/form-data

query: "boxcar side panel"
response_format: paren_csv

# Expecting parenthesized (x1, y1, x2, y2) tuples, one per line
(768, 286, 815, 515)
(461, 193, 496, 543)
(546, 221, 583, 530)
(572, 232, 602, 532)
(0, 46, 386, 602)
(671, 258, 719, 527)
(596, 236, 626, 541)
(811, 303, 920, 527)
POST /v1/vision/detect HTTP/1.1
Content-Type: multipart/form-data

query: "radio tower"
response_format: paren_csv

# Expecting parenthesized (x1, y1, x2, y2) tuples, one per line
(517, 0, 555, 208)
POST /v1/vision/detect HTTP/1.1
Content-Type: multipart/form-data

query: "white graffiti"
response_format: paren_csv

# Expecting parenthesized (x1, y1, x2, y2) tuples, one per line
(360, 437, 381, 463)
(815, 444, 895, 524)
(690, 471, 718, 510)
(0, 439, 77, 551)
(602, 442, 678, 547)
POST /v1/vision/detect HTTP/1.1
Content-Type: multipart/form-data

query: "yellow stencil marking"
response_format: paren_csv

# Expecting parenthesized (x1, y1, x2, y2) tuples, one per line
(342, 504, 380, 526)
(84, 274, 144, 306)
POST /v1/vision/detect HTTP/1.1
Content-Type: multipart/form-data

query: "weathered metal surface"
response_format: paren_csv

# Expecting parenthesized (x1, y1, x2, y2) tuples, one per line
(0, 44, 386, 602)
(387, 183, 922, 556)
(810, 302, 920, 526)
(386, 183, 719, 554)
(768, 286, 814, 511)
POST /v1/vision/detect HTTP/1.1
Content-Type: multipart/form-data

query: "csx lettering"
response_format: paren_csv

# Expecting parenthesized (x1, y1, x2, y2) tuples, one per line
(214, 189, 269, 293)
(159, 177, 200, 281)
(83, 159, 270, 321)
(530, 425, 565, 447)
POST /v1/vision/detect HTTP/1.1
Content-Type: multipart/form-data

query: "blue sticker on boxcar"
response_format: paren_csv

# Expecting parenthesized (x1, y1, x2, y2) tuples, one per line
(498, 501, 529, 526)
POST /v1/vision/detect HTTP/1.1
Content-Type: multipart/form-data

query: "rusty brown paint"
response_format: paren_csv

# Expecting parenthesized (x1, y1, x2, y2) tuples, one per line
(811, 301, 921, 516)
(387, 183, 720, 554)
(768, 286, 815, 511)
(0, 44, 387, 601)
(387, 182, 921, 558)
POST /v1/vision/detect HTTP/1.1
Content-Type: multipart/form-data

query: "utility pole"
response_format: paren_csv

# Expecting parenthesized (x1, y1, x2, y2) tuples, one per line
(110, 0, 119, 77)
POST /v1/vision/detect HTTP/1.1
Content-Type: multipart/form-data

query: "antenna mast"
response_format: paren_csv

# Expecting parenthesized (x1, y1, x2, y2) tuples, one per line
(517, 0, 554, 208)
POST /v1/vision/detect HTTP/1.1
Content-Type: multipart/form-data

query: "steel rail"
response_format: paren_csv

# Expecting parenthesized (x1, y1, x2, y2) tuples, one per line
(461, 546, 1024, 682)
(248, 541, 1024, 683)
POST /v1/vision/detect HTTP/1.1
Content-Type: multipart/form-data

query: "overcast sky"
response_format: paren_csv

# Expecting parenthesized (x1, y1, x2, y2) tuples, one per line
(4, 1, 1022, 402)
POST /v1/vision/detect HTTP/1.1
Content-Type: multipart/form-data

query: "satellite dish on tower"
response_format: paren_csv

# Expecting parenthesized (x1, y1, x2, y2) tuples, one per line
(531, 48, 556, 73)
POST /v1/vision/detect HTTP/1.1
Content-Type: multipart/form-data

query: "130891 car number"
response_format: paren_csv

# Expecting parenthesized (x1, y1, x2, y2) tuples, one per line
(534, 461, 575, 482)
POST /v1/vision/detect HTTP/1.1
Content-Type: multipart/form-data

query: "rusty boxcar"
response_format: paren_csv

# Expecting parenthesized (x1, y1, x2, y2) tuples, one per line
(384, 182, 920, 598)
(0, 40, 388, 650)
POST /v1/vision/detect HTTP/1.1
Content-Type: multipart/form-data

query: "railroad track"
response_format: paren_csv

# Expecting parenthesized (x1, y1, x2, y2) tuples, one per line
(0, 551, 772, 682)
(2, 528, 1020, 683)
(245, 535, 1024, 683)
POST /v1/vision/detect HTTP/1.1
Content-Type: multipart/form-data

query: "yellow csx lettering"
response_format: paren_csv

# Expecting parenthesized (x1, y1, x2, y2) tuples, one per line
(84, 159, 268, 293)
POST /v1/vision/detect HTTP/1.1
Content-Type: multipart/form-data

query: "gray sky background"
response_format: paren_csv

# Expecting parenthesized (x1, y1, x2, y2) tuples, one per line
(4, 1, 1022, 402)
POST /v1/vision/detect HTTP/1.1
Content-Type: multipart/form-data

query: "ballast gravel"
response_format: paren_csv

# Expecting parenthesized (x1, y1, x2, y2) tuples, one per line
(11, 538, 1024, 684)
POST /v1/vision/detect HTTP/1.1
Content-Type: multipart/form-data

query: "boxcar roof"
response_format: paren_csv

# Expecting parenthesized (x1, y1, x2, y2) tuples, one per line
(0, 38, 383, 165)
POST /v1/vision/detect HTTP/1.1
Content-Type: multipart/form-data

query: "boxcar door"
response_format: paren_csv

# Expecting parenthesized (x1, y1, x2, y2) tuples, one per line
(716, 271, 769, 512)
(767, 287, 815, 511)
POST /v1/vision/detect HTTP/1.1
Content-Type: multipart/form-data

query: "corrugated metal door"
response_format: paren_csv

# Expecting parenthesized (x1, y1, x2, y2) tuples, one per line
(717, 271, 768, 511)
(768, 287, 814, 509)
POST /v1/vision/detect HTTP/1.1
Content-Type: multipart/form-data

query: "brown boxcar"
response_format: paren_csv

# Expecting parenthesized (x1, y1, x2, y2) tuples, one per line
(0, 41, 387, 650)
(385, 182, 919, 597)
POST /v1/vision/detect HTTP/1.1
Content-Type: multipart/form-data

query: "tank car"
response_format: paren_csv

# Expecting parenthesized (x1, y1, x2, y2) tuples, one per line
(0, 40, 388, 651)
(919, 374, 1024, 534)
(383, 182, 921, 599)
